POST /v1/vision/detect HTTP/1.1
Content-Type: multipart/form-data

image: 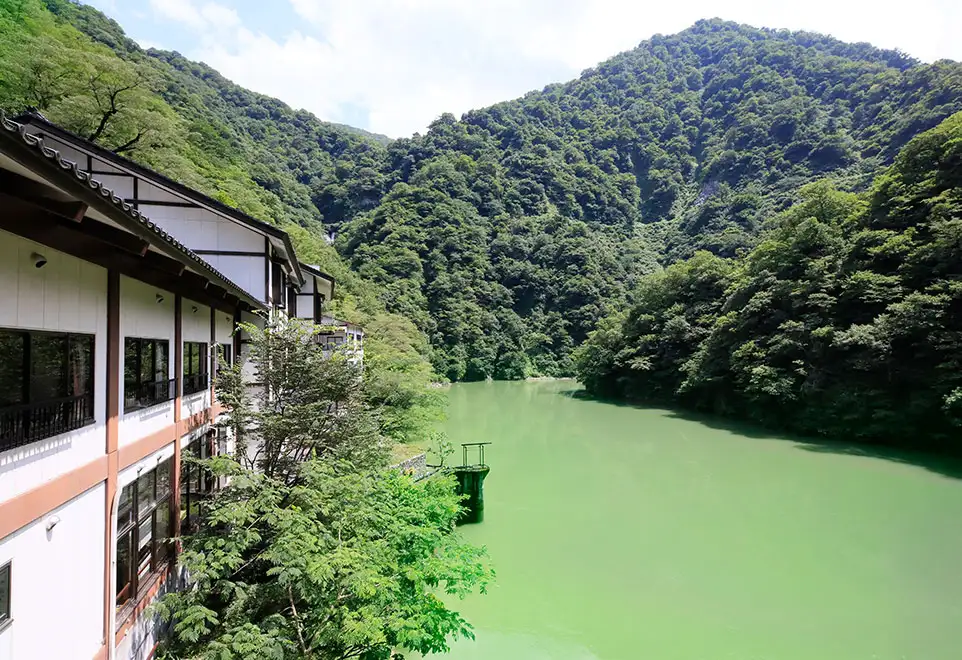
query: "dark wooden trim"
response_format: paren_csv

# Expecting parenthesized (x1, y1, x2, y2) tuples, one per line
(172, 295, 183, 547)
(264, 237, 270, 306)
(174, 296, 182, 406)
(313, 285, 321, 323)
(210, 306, 216, 401)
(233, 308, 242, 363)
(90, 170, 134, 178)
(143, 251, 186, 276)
(86, 154, 92, 172)
(132, 177, 138, 210)
(102, 269, 120, 648)
(78, 217, 149, 256)
(125, 199, 196, 208)
(0, 171, 87, 223)
(192, 249, 265, 257)
(181, 271, 211, 293)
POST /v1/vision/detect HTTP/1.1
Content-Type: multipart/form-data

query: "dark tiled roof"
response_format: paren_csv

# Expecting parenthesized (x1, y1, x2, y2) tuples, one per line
(0, 112, 265, 310)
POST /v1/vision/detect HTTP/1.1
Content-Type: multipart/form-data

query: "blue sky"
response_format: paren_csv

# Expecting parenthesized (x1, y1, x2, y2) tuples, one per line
(85, 0, 962, 138)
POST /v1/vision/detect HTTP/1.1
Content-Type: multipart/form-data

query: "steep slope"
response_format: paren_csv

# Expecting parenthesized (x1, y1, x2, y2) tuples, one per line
(7, 1, 962, 383)
(0, 0, 440, 443)
(337, 21, 962, 379)
(575, 112, 962, 448)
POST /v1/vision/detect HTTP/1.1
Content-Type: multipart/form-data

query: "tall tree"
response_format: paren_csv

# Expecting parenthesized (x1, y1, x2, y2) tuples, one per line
(157, 318, 492, 659)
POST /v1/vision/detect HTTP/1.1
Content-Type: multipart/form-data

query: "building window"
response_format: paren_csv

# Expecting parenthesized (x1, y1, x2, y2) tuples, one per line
(271, 263, 283, 308)
(218, 344, 232, 373)
(123, 338, 171, 412)
(0, 328, 94, 451)
(181, 435, 214, 533)
(183, 342, 208, 395)
(116, 458, 173, 615)
(0, 561, 10, 626)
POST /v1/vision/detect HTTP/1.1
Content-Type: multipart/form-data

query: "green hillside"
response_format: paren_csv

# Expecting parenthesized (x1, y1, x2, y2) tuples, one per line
(576, 112, 962, 448)
(2, 0, 960, 387)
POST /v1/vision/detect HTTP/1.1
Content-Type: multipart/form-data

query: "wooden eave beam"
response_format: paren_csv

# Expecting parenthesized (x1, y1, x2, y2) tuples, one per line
(143, 250, 187, 276)
(0, 169, 88, 222)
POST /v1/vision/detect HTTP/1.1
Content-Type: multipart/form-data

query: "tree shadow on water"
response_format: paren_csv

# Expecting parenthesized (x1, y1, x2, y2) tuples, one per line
(567, 390, 962, 482)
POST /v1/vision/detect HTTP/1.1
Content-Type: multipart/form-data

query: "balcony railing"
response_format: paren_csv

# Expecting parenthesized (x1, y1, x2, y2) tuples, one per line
(0, 394, 95, 451)
(183, 373, 208, 396)
(124, 378, 176, 413)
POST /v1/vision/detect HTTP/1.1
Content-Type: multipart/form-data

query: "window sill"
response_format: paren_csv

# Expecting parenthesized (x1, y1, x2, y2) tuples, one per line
(123, 400, 174, 415)
(115, 563, 172, 634)
(0, 617, 12, 635)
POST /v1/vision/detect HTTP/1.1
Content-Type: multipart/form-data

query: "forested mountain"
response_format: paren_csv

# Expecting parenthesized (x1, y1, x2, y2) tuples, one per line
(576, 113, 962, 448)
(336, 26, 961, 380)
(2, 0, 961, 385)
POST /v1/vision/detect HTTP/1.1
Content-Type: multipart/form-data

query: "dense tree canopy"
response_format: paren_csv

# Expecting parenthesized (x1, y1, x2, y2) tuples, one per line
(157, 318, 491, 659)
(2, 1, 961, 383)
(576, 113, 962, 448)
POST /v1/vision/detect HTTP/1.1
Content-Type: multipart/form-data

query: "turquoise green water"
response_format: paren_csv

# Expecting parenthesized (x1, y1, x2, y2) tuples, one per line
(438, 380, 962, 660)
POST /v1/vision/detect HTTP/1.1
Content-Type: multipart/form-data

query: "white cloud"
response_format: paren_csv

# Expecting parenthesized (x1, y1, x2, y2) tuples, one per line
(148, 0, 240, 32)
(145, 0, 962, 137)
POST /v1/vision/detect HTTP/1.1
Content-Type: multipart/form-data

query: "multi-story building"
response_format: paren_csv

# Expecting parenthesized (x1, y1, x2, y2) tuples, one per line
(318, 315, 366, 363)
(0, 113, 355, 660)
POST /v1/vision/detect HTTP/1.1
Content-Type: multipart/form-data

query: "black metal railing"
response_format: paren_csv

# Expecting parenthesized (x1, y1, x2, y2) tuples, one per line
(183, 373, 209, 396)
(124, 378, 176, 412)
(0, 393, 95, 451)
(461, 442, 491, 467)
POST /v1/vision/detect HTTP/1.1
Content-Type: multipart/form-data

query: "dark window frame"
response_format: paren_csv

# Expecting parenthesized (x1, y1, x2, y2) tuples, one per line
(271, 263, 283, 308)
(217, 344, 233, 374)
(115, 458, 174, 620)
(181, 434, 215, 533)
(0, 328, 95, 451)
(123, 337, 172, 412)
(0, 560, 10, 629)
(183, 342, 208, 396)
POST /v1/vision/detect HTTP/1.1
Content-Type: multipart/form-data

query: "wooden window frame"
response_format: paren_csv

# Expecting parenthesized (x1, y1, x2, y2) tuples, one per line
(181, 434, 216, 533)
(0, 328, 95, 450)
(123, 337, 171, 412)
(115, 458, 174, 623)
(183, 342, 208, 395)
(0, 560, 10, 631)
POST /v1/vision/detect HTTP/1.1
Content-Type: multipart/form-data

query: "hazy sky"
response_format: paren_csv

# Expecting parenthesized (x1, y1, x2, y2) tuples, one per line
(86, 0, 962, 137)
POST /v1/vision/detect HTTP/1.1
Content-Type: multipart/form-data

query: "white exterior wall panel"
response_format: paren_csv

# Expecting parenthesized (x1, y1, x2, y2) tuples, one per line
(215, 310, 234, 348)
(92, 173, 134, 199)
(0, 231, 107, 502)
(182, 299, 212, 417)
(201, 255, 266, 303)
(118, 277, 176, 448)
(0, 484, 106, 660)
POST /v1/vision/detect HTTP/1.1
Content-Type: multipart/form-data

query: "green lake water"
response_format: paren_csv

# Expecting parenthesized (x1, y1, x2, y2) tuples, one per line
(438, 380, 962, 660)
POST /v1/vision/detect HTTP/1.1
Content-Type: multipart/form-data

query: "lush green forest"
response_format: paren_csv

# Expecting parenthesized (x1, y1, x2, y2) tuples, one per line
(2, 0, 961, 394)
(576, 113, 962, 447)
(0, 0, 442, 447)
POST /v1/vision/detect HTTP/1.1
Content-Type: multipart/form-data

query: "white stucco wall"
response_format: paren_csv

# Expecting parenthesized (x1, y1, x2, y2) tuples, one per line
(118, 277, 176, 448)
(214, 310, 234, 348)
(198, 254, 266, 303)
(0, 231, 108, 502)
(0, 484, 105, 660)
(181, 300, 212, 418)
